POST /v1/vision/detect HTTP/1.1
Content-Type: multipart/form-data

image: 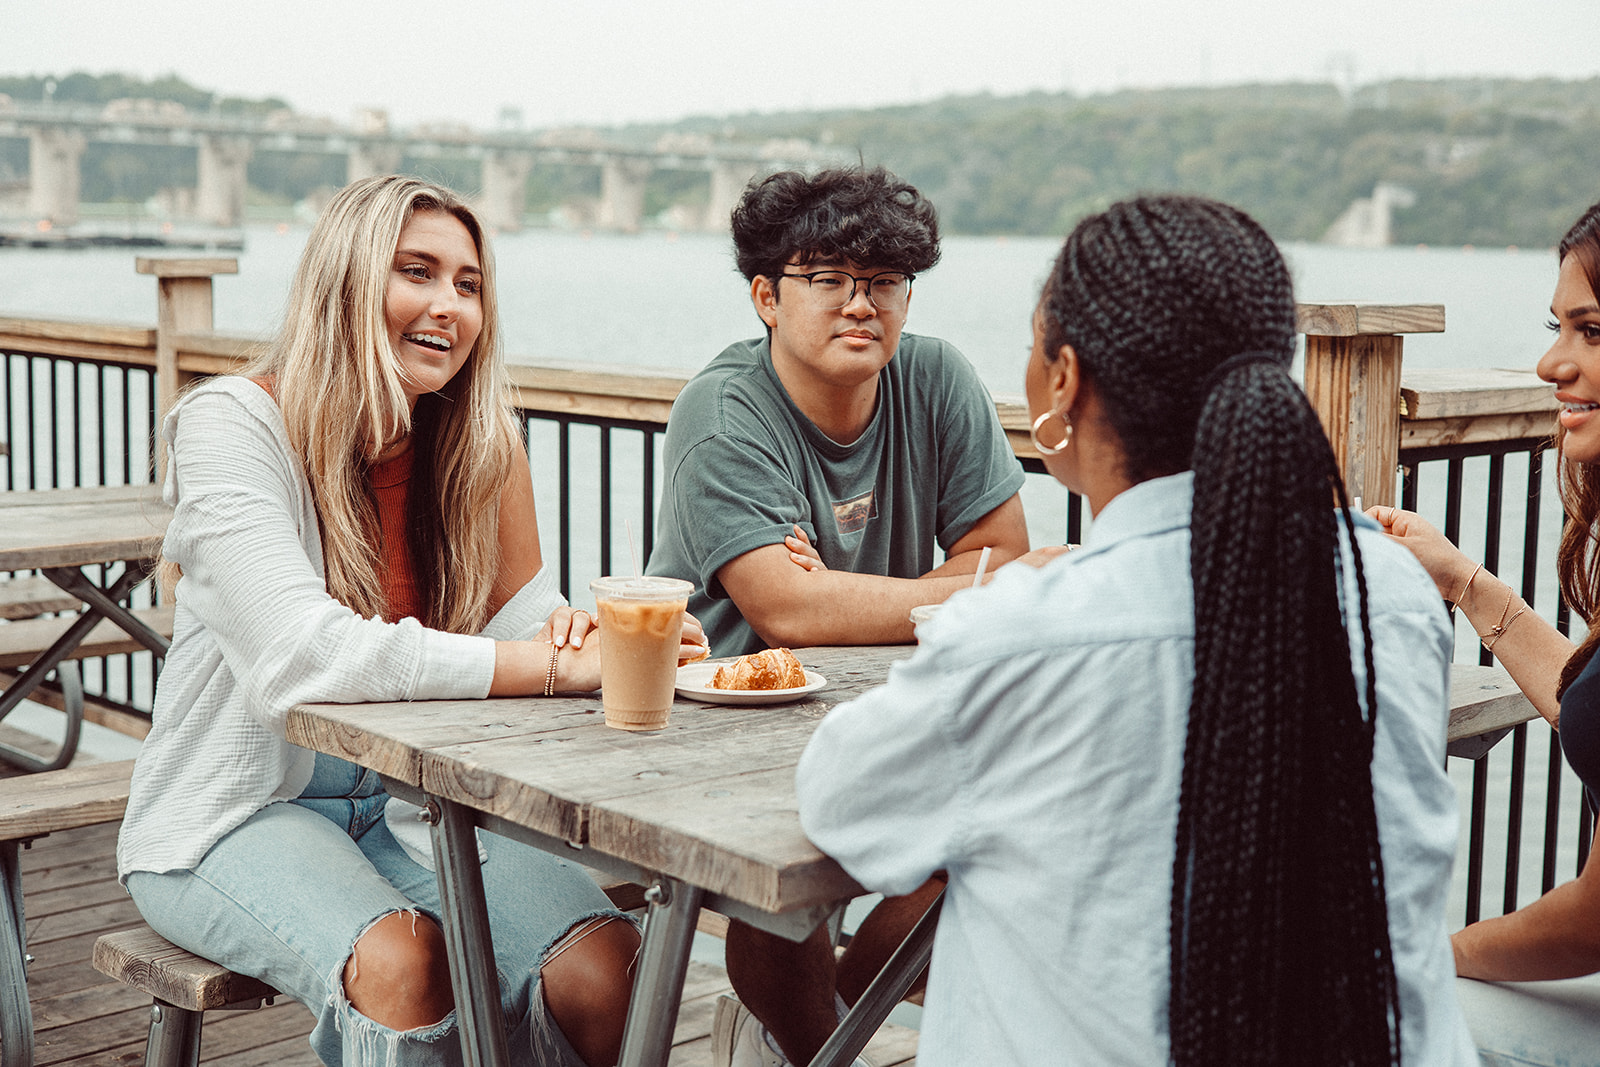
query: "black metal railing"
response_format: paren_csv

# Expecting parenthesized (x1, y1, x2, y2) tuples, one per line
(3, 351, 157, 492)
(2, 349, 161, 723)
(1401, 436, 1593, 925)
(2, 336, 1578, 929)
(521, 415, 1089, 604)
(522, 414, 664, 603)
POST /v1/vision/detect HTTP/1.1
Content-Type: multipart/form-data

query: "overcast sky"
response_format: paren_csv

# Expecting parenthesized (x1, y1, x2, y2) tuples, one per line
(15, 1, 1599, 130)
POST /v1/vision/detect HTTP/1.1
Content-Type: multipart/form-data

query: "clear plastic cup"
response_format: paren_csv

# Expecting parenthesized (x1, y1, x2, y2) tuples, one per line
(590, 576, 693, 731)
(909, 603, 942, 638)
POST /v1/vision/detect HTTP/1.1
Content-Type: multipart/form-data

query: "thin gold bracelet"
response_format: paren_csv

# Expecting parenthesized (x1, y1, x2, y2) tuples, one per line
(1453, 562, 1484, 606)
(543, 642, 560, 697)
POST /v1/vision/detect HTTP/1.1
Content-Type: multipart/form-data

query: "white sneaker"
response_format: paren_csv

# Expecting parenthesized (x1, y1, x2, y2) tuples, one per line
(710, 994, 876, 1067)
(713, 995, 786, 1067)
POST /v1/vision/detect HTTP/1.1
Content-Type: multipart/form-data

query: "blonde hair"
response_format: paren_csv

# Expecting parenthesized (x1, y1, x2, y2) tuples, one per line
(234, 175, 519, 633)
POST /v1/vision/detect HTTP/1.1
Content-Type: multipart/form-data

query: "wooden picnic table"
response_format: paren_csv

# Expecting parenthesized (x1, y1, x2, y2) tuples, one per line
(0, 485, 171, 1066)
(0, 484, 172, 771)
(284, 644, 1536, 1067)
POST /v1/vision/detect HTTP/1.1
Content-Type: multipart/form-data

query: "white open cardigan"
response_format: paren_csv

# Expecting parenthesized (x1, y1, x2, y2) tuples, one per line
(117, 377, 563, 881)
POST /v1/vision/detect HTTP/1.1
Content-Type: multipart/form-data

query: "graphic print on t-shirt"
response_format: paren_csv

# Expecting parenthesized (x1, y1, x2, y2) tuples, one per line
(832, 489, 877, 535)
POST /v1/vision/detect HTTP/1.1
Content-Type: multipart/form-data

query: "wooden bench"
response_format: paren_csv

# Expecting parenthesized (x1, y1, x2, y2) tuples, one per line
(1, 758, 136, 1067)
(0, 578, 82, 622)
(93, 928, 279, 1067)
(0, 604, 176, 671)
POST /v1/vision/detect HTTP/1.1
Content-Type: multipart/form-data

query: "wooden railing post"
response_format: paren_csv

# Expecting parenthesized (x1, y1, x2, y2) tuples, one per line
(1298, 302, 1446, 508)
(135, 258, 239, 430)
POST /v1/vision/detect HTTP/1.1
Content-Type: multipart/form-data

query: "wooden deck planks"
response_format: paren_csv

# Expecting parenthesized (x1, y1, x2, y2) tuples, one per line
(18, 817, 917, 1065)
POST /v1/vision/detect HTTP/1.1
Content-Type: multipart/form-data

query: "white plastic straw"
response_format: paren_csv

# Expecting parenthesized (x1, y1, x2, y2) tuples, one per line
(971, 546, 993, 589)
(1353, 496, 1363, 514)
(626, 519, 641, 579)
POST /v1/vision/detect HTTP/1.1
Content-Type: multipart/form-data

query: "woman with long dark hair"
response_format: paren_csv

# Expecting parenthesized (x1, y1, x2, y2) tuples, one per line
(796, 194, 1475, 1064)
(1373, 200, 1600, 1065)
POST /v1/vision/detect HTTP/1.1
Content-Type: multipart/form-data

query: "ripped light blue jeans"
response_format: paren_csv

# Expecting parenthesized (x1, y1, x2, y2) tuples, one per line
(126, 753, 624, 1066)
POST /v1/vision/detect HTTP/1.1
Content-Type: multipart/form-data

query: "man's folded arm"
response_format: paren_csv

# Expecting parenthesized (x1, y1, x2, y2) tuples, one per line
(717, 494, 1033, 648)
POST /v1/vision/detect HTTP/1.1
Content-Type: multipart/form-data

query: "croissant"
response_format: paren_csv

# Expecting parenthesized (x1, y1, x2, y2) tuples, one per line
(709, 647, 807, 691)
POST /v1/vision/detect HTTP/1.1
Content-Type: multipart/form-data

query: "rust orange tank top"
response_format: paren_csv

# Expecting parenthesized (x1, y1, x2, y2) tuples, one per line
(368, 446, 424, 623)
(250, 375, 423, 623)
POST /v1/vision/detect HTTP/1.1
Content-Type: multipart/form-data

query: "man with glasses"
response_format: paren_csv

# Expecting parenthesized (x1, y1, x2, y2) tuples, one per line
(648, 167, 1048, 1067)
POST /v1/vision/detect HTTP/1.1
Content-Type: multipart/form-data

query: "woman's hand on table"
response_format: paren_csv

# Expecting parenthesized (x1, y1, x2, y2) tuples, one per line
(490, 632, 601, 695)
(1365, 505, 1477, 602)
(552, 631, 602, 692)
(536, 605, 595, 650)
(679, 611, 710, 665)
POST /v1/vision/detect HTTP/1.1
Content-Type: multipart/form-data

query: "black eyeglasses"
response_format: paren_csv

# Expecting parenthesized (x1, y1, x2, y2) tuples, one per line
(777, 270, 914, 311)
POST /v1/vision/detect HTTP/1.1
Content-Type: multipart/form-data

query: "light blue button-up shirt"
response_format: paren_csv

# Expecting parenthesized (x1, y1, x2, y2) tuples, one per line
(798, 471, 1475, 1066)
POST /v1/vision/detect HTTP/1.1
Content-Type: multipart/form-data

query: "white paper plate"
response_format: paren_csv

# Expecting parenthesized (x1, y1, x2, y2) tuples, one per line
(675, 662, 827, 705)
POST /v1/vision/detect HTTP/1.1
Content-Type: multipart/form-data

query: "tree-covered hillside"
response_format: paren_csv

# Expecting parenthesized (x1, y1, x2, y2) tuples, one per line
(648, 80, 1600, 245)
(4, 71, 1600, 246)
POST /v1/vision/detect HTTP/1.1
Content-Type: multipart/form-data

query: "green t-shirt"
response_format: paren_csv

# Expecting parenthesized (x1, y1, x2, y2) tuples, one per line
(647, 333, 1026, 656)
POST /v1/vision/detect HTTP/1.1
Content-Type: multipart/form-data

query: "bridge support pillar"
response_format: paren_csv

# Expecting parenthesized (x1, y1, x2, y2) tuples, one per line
(599, 157, 653, 233)
(27, 127, 87, 227)
(196, 136, 253, 227)
(707, 161, 757, 231)
(347, 142, 404, 185)
(478, 151, 533, 233)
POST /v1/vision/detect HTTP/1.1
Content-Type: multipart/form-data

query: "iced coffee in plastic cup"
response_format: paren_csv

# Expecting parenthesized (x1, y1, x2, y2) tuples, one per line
(590, 576, 693, 731)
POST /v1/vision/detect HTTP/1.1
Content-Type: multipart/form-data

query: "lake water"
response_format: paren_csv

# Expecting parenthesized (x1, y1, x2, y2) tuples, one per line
(1, 226, 1583, 921)
(0, 226, 1564, 386)
(2, 225, 1567, 615)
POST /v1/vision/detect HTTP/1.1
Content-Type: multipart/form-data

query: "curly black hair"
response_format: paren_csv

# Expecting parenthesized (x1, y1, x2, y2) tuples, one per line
(1041, 195, 1401, 1066)
(730, 166, 941, 283)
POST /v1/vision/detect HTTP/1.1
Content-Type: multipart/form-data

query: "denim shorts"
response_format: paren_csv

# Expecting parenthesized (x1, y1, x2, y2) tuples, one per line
(126, 752, 624, 1067)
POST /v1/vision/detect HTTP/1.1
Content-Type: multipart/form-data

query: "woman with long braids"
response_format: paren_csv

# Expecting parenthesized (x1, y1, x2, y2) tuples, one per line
(1373, 199, 1600, 1066)
(795, 194, 1474, 1064)
(117, 175, 705, 1067)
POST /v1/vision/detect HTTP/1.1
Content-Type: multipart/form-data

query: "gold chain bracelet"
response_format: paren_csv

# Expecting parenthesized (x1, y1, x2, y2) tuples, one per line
(1479, 587, 1528, 652)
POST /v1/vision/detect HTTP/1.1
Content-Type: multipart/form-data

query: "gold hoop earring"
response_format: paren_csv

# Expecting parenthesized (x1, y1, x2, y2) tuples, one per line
(1029, 410, 1073, 456)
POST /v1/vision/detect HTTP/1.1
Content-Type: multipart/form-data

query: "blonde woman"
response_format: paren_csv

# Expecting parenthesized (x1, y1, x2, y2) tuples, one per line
(116, 176, 702, 1067)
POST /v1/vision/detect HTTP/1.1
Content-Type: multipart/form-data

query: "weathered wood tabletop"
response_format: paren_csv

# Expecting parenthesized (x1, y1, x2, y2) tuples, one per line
(288, 645, 908, 917)
(0, 484, 170, 571)
(284, 644, 1540, 1067)
(1447, 662, 1542, 759)
(287, 647, 1535, 918)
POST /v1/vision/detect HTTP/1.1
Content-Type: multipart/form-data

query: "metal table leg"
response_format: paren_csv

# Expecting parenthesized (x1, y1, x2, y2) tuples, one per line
(807, 888, 944, 1067)
(617, 876, 704, 1067)
(43, 564, 170, 656)
(0, 561, 159, 772)
(428, 797, 509, 1067)
(1, 840, 36, 1067)
(0, 661, 82, 773)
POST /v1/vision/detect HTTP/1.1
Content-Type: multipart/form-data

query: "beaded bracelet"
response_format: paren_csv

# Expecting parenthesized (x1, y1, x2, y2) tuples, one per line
(543, 642, 560, 697)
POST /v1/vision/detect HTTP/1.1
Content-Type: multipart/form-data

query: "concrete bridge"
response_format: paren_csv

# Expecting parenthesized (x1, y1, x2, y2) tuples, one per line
(0, 101, 826, 232)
